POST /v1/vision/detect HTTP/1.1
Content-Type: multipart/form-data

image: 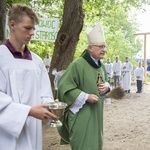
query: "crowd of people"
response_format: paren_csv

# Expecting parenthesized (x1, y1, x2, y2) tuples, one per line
(104, 56, 144, 93)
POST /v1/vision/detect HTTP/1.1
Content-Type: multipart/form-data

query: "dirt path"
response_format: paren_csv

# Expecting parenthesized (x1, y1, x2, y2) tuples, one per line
(43, 83, 150, 150)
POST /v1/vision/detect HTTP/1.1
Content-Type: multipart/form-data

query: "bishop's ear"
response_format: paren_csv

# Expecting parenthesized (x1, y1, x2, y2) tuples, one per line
(89, 45, 93, 50)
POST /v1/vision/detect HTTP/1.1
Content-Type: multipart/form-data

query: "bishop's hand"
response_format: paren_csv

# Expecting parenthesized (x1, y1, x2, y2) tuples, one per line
(87, 94, 99, 104)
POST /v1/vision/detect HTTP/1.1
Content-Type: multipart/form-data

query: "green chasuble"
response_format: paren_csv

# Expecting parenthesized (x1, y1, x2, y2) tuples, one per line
(57, 50, 108, 150)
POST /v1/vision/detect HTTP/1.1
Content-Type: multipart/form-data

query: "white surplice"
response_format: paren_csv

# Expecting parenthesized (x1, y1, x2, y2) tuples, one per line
(0, 45, 54, 150)
(121, 61, 133, 90)
(104, 62, 113, 78)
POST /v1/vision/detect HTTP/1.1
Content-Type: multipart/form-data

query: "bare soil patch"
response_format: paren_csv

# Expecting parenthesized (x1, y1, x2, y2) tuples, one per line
(43, 83, 150, 150)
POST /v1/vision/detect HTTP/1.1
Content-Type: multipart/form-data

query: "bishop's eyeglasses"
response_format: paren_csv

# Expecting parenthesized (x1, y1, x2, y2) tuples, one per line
(93, 45, 106, 49)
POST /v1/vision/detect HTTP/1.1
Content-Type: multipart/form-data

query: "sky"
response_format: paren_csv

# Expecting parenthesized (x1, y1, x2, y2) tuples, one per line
(136, 5, 150, 33)
(134, 5, 150, 59)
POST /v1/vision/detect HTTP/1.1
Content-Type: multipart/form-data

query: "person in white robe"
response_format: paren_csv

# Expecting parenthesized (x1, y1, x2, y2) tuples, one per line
(134, 62, 144, 93)
(104, 58, 113, 83)
(43, 53, 52, 73)
(0, 4, 57, 150)
(121, 57, 133, 93)
(112, 56, 122, 87)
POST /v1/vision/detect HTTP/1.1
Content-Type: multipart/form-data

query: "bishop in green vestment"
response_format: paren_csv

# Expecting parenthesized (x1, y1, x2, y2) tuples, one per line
(57, 22, 110, 150)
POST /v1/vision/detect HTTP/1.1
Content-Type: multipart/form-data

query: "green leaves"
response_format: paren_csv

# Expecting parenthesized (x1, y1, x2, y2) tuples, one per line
(75, 0, 146, 65)
(5, 0, 148, 65)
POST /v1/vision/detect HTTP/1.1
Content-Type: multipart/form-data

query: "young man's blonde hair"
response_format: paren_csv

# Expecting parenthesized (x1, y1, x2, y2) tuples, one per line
(8, 3, 39, 24)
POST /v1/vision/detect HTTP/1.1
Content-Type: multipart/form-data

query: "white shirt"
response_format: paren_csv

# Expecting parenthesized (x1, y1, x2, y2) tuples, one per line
(112, 60, 122, 76)
(0, 45, 54, 150)
(134, 66, 144, 81)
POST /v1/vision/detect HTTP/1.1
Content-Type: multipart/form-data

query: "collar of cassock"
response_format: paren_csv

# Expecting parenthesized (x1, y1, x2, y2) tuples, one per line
(80, 49, 101, 68)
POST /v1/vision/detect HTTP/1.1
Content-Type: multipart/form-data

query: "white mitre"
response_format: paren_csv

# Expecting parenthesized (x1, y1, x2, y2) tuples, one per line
(86, 22, 105, 45)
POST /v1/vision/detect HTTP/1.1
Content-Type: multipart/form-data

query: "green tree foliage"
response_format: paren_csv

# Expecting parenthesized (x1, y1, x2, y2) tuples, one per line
(75, 0, 149, 66)
(6, 0, 29, 7)
(2, 0, 149, 63)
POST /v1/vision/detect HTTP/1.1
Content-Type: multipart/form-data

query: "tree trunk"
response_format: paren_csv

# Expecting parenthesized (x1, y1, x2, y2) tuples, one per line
(0, 0, 6, 44)
(49, 0, 84, 97)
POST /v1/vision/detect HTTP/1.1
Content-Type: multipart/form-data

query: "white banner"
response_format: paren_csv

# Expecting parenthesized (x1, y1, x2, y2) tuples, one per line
(5, 17, 59, 42)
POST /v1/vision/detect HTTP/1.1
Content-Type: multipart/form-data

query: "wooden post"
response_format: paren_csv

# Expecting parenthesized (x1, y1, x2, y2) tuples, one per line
(134, 32, 150, 82)
(144, 34, 147, 82)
